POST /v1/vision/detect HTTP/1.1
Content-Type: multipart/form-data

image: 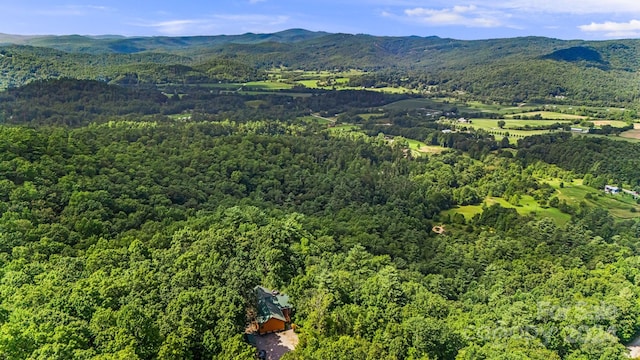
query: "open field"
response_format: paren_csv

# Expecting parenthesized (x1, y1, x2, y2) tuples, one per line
(442, 196, 571, 225)
(459, 119, 557, 138)
(443, 177, 640, 224)
(358, 113, 384, 120)
(367, 86, 417, 94)
(545, 179, 640, 219)
(298, 114, 333, 124)
(271, 69, 365, 78)
(187, 83, 242, 89)
(327, 124, 360, 133)
(405, 139, 445, 157)
(578, 133, 640, 143)
(418, 145, 447, 155)
(620, 130, 640, 140)
(244, 81, 295, 90)
(239, 91, 312, 98)
(619, 122, 640, 140)
(295, 77, 350, 88)
(468, 118, 569, 129)
(505, 111, 586, 120)
(269, 69, 380, 92)
(591, 120, 629, 127)
(460, 101, 540, 114)
(384, 98, 441, 111)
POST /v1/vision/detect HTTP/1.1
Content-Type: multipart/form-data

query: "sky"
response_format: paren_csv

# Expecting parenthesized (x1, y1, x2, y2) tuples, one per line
(2, 0, 640, 40)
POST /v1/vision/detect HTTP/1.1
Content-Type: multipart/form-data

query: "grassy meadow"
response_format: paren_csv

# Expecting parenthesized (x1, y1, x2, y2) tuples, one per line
(442, 196, 571, 225)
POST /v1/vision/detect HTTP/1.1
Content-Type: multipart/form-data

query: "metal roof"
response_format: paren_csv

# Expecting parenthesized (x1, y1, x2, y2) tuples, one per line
(254, 286, 291, 324)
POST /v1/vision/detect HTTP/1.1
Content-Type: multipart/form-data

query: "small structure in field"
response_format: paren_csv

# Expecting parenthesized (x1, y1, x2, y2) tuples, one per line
(255, 286, 292, 335)
(605, 185, 620, 194)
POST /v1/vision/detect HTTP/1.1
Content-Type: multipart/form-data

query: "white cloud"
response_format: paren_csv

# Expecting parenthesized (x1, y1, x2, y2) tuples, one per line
(401, 5, 504, 27)
(212, 14, 289, 26)
(373, 0, 640, 16)
(501, 0, 640, 14)
(37, 5, 113, 16)
(579, 19, 640, 37)
(136, 14, 290, 35)
(144, 20, 211, 35)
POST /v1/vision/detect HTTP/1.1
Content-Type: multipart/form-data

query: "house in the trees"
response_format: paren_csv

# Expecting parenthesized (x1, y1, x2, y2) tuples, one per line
(254, 286, 292, 335)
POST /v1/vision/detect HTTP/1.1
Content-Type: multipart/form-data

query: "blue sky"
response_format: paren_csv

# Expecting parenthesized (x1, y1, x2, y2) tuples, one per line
(2, 1, 640, 40)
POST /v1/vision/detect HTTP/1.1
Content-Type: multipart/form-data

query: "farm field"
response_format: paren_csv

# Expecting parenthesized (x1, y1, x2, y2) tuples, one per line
(443, 176, 640, 225)
(239, 91, 312, 97)
(404, 138, 444, 157)
(327, 124, 360, 132)
(416, 145, 447, 155)
(457, 101, 542, 114)
(505, 111, 586, 120)
(243, 80, 295, 90)
(383, 98, 442, 111)
(468, 118, 569, 129)
(458, 118, 558, 138)
(621, 130, 640, 140)
(358, 113, 384, 120)
(545, 179, 640, 219)
(621, 123, 640, 140)
(299, 114, 333, 124)
(579, 133, 640, 143)
(442, 196, 571, 225)
(591, 120, 629, 127)
(295, 78, 350, 89)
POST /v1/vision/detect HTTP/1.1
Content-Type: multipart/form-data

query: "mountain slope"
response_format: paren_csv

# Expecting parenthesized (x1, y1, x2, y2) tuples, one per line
(1, 30, 640, 105)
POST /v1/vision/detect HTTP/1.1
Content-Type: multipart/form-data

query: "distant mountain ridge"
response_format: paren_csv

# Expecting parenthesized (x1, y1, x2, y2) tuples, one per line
(1, 29, 640, 105)
(1, 29, 638, 70)
(0, 29, 329, 54)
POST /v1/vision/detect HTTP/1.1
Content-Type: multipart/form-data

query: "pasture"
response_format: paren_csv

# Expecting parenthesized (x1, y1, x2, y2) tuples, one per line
(468, 118, 569, 129)
(442, 195, 571, 225)
(243, 81, 295, 90)
(505, 111, 586, 120)
(404, 139, 445, 157)
(383, 98, 441, 111)
(621, 123, 640, 140)
(457, 118, 559, 139)
(546, 179, 640, 219)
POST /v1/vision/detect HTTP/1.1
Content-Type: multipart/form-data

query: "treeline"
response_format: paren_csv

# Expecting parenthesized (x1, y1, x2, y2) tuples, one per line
(0, 79, 411, 127)
(347, 59, 640, 106)
(0, 45, 265, 90)
(0, 119, 638, 358)
(517, 133, 640, 188)
(0, 79, 170, 126)
(4, 34, 640, 107)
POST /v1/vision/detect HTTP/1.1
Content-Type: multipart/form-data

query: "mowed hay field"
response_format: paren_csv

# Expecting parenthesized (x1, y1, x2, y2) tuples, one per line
(591, 120, 629, 127)
(621, 123, 640, 140)
(469, 118, 568, 129)
(442, 196, 571, 225)
(504, 111, 586, 120)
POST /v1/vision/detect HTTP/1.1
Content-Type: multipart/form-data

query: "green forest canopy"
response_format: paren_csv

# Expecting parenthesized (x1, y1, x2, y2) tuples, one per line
(0, 32, 639, 358)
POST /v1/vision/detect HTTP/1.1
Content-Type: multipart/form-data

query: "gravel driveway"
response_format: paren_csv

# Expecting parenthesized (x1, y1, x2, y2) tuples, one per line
(253, 329, 299, 360)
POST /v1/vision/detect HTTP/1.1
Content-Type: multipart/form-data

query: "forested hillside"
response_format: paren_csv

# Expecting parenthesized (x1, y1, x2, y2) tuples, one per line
(0, 106, 637, 358)
(518, 133, 640, 188)
(0, 31, 640, 359)
(1, 30, 640, 105)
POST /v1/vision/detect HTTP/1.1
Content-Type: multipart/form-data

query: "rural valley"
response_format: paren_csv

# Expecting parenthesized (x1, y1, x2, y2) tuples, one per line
(0, 28, 639, 359)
